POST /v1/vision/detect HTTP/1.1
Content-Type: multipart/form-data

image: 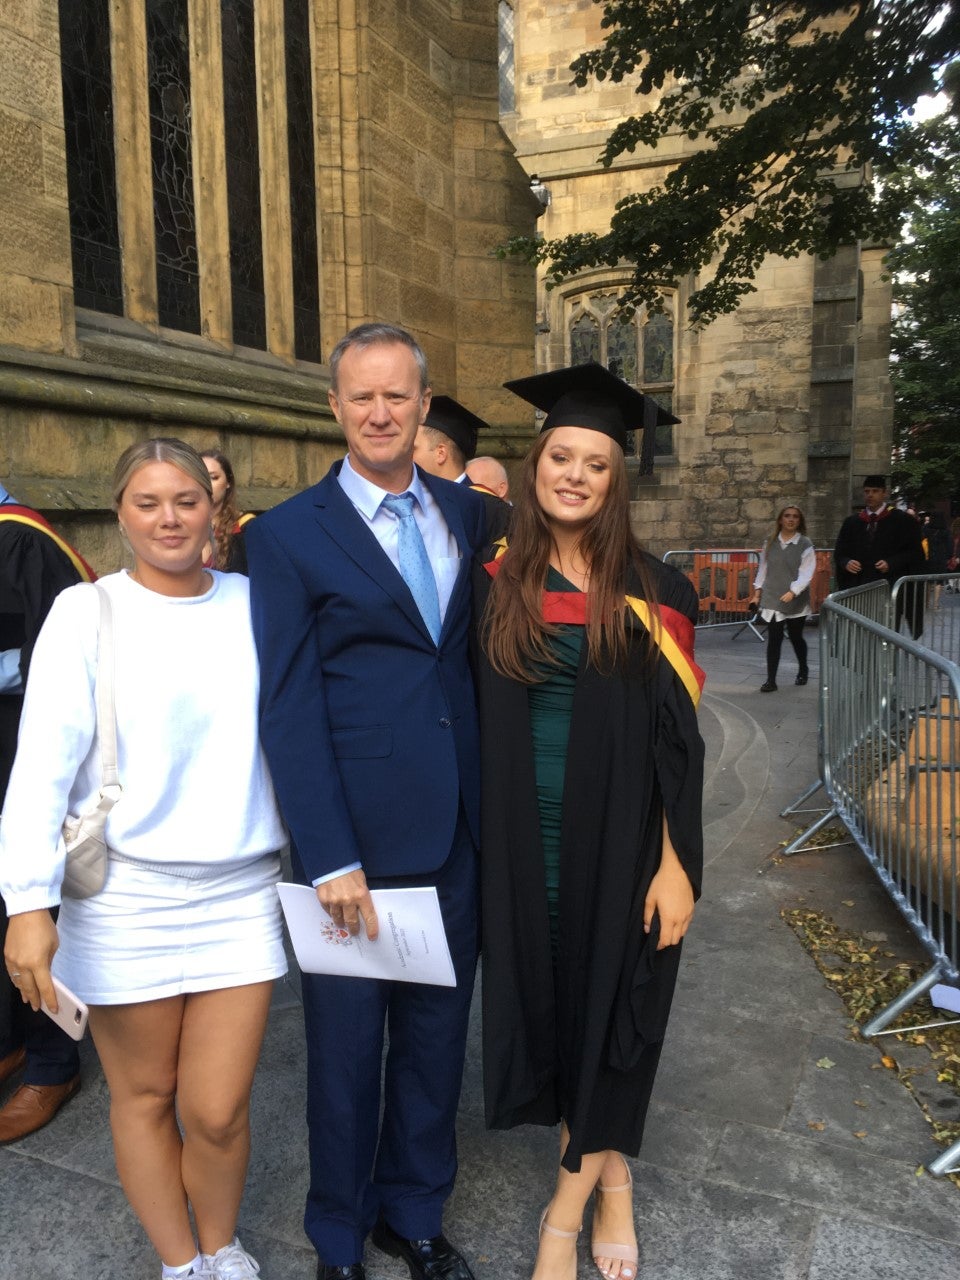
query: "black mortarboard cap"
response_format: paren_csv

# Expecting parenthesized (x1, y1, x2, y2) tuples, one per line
(502, 362, 680, 452)
(863, 474, 887, 489)
(424, 395, 489, 461)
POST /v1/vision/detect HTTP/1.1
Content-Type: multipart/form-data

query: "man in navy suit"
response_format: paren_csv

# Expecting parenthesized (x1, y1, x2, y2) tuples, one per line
(247, 324, 483, 1280)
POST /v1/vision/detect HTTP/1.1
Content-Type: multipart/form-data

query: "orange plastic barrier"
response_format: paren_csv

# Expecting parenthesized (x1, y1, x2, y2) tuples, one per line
(664, 547, 835, 627)
(689, 551, 757, 624)
(809, 550, 834, 614)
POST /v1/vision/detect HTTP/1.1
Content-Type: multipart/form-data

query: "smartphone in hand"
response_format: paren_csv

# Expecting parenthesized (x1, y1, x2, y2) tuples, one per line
(40, 977, 88, 1041)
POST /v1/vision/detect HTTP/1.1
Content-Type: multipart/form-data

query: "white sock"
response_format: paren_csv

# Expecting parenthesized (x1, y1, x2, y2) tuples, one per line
(161, 1254, 203, 1278)
(203, 1236, 238, 1263)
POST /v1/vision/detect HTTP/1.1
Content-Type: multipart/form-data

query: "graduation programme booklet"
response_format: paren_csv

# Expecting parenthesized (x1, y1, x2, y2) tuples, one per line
(276, 884, 457, 987)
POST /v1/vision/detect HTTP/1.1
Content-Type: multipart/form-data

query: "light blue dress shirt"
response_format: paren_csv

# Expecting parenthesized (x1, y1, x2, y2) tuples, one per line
(0, 651, 23, 694)
(336, 454, 460, 621)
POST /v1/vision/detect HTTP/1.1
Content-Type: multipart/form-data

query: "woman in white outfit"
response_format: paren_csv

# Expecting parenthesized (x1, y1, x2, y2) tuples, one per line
(750, 504, 816, 692)
(1, 439, 287, 1280)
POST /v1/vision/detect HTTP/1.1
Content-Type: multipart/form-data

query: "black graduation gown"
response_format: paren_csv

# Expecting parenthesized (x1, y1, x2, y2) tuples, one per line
(1, 510, 89, 1063)
(474, 553, 704, 1172)
(0, 516, 89, 801)
(834, 507, 926, 636)
(834, 507, 925, 591)
(467, 483, 512, 545)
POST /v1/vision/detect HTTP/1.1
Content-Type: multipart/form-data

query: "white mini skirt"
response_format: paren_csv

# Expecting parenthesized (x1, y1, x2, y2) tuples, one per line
(54, 852, 288, 1005)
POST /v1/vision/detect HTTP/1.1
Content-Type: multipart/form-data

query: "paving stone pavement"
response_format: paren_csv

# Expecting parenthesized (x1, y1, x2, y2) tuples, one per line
(2, 620, 959, 1279)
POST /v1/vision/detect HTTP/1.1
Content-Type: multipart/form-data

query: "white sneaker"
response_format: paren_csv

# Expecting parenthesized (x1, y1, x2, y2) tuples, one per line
(203, 1237, 261, 1279)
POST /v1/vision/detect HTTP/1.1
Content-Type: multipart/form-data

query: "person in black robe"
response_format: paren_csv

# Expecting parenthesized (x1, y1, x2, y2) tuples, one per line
(834, 474, 926, 636)
(0, 484, 95, 1141)
(474, 365, 704, 1280)
(414, 393, 513, 543)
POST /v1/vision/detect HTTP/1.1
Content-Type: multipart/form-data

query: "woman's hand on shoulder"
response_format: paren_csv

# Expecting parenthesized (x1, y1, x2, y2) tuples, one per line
(644, 818, 695, 950)
(4, 909, 59, 1012)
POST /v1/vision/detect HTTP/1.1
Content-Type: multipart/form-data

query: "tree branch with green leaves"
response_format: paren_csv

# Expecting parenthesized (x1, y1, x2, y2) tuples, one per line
(501, 1, 960, 326)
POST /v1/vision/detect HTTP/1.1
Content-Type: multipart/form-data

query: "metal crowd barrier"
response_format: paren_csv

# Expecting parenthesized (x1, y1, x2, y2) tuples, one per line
(892, 573, 960, 667)
(783, 577, 960, 1175)
(663, 547, 833, 635)
(779, 580, 892, 828)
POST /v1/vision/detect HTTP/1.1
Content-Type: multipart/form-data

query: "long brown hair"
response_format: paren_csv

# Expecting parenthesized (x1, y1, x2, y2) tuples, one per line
(200, 449, 241, 569)
(765, 504, 807, 555)
(482, 430, 660, 681)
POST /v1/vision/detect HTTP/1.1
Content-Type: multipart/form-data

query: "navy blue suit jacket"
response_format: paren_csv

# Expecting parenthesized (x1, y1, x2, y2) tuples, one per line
(247, 462, 484, 885)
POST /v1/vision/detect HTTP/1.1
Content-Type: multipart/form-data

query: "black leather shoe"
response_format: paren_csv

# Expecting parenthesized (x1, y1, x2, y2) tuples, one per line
(760, 680, 777, 692)
(371, 1220, 475, 1280)
(316, 1264, 365, 1279)
(795, 672, 808, 685)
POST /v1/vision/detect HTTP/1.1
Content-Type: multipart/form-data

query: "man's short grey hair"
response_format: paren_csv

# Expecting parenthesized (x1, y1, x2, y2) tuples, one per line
(329, 323, 429, 393)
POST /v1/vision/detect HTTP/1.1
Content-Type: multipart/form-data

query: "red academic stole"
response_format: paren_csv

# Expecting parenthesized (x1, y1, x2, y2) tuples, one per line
(483, 552, 705, 708)
(859, 505, 890, 535)
(0, 505, 97, 583)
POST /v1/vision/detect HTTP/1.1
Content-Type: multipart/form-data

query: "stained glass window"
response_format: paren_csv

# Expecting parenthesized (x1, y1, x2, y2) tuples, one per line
(644, 311, 674, 384)
(570, 312, 600, 365)
(59, 0, 323, 354)
(59, 0, 123, 315)
(285, 0, 321, 362)
(567, 291, 676, 457)
(498, 2, 516, 115)
(147, 0, 201, 333)
(222, 0, 266, 349)
(607, 316, 638, 385)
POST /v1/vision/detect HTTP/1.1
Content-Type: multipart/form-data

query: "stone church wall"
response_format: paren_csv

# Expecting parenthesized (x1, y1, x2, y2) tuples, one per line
(0, 0, 538, 571)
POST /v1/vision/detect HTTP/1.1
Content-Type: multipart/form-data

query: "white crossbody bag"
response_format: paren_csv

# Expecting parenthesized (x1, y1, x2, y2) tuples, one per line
(61, 583, 122, 899)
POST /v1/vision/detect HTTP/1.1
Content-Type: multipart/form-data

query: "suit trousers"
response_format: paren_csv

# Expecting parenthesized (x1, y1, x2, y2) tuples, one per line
(298, 813, 479, 1266)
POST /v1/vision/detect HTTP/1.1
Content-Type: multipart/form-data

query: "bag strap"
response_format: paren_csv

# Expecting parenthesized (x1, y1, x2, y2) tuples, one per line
(93, 583, 121, 794)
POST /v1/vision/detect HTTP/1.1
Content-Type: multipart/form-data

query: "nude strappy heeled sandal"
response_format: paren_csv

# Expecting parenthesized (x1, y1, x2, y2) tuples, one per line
(538, 1206, 581, 1278)
(591, 1163, 639, 1280)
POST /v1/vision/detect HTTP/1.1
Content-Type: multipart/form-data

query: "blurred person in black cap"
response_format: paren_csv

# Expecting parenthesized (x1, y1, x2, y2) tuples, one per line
(834, 474, 926, 637)
(465, 456, 510, 501)
(415, 395, 512, 542)
(0, 481, 94, 1141)
(473, 362, 704, 1280)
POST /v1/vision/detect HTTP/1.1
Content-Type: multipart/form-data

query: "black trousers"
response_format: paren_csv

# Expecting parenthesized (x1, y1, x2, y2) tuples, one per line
(766, 616, 808, 683)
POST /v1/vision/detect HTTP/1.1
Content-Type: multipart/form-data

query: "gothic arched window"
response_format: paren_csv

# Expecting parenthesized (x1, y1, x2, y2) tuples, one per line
(566, 290, 677, 459)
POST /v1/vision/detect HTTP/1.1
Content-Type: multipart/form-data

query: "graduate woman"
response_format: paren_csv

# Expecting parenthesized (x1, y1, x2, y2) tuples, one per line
(1, 438, 287, 1280)
(475, 364, 705, 1280)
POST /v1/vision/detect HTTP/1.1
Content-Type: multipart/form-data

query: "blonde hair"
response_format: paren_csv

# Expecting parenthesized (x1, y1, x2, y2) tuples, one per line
(112, 438, 213, 510)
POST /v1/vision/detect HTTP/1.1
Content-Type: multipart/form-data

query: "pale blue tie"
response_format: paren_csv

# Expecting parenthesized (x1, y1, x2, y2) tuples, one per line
(381, 492, 442, 643)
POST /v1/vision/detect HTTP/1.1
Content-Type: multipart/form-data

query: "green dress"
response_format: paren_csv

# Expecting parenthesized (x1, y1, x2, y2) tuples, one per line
(527, 567, 585, 943)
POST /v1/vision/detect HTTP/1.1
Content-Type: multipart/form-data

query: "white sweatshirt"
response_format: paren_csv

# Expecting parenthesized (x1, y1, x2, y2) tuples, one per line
(0, 570, 287, 914)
